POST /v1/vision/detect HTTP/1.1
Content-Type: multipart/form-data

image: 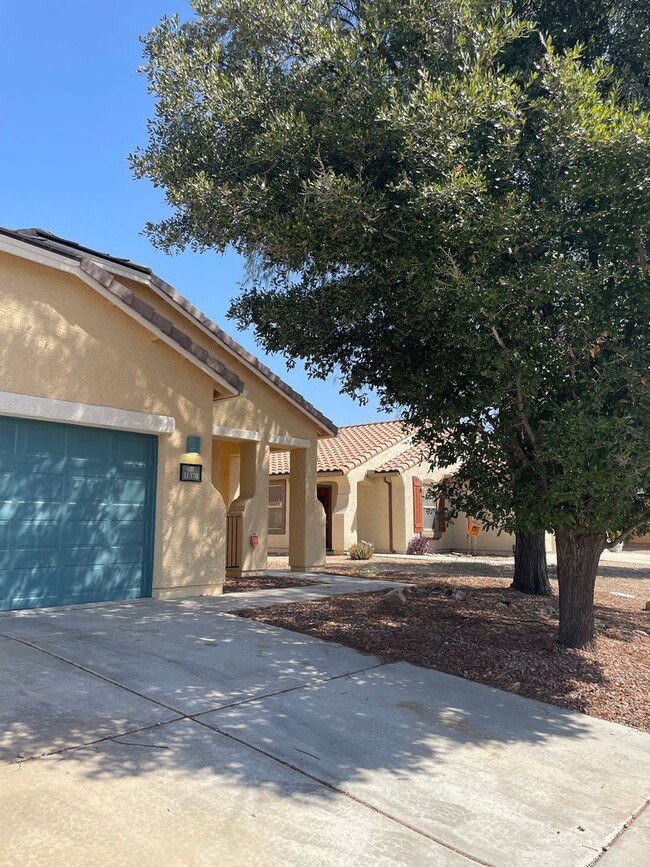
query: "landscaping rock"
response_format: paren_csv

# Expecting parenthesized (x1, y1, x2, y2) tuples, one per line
(606, 628, 636, 642)
(453, 590, 467, 602)
(383, 588, 407, 608)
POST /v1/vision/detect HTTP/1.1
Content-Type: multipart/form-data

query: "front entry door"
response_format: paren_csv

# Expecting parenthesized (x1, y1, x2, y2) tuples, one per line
(317, 485, 333, 552)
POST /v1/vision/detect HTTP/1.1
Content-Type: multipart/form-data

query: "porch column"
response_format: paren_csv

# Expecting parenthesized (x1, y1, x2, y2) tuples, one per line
(330, 476, 351, 554)
(226, 440, 269, 577)
(289, 444, 326, 572)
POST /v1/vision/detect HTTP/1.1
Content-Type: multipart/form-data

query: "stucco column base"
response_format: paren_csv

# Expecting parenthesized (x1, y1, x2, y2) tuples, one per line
(153, 582, 224, 600)
(288, 446, 326, 572)
(226, 568, 266, 578)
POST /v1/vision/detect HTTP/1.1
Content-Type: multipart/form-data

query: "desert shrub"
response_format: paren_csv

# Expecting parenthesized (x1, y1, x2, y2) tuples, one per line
(407, 535, 432, 555)
(348, 540, 375, 560)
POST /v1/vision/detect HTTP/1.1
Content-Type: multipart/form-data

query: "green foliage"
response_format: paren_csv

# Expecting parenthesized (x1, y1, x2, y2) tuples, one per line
(348, 540, 375, 561)
(133, 0, 650, 549)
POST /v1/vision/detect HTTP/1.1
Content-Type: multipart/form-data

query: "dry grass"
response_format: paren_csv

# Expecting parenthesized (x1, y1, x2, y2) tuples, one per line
(239, 554, 650, 732)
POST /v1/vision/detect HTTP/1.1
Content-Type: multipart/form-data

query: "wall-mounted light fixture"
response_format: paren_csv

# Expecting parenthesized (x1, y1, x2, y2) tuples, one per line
(186, 435, 202, 456)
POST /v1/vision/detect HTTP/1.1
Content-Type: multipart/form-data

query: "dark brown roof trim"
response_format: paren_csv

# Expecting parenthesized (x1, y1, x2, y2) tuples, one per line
(1, 226, 336, 436)
(78, 258, 245, 394)
(150, 273, 337, 436)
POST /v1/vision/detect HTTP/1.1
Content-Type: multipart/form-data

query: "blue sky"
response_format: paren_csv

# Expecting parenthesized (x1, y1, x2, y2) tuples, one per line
(0, 1, 393, 427)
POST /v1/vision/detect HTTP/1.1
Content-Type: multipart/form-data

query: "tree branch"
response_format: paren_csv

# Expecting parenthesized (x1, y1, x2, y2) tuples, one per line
(607, 508, 650, 549)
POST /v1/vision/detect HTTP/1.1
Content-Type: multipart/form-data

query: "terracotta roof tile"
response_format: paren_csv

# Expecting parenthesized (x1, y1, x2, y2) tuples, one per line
(373, 443, 432, 474)
(269, 420, 410, 475)
(269, 450, 291, 474)
(77, 259, 244, 393)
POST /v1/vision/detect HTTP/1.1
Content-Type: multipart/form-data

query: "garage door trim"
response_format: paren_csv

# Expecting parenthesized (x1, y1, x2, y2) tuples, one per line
(0, 390, 175, 435)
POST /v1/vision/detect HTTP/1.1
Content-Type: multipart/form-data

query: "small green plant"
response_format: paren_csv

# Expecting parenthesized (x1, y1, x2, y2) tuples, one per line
(407, 535, 433, 555)
(348, 540, 375, 560)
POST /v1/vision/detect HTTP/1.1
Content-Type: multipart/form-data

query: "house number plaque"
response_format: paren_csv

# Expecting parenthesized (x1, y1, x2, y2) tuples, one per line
(180, 463, 203, 482)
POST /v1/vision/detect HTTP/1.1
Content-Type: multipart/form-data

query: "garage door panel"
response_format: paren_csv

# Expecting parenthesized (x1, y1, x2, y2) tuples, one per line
(108, 503, 148, 522)
(113, 478, 148, 504)
(19, 424, 67, 458)
(12, 520, 61, 550)
(68, 430, 113, 464)
(62, 544, 145, 568)
(59, 564, 144, 601)
(0, 566, 60, 609)
(67, 475, 114, 503)
(0, 422, 16, 453)
(3, 549, 59, 571)
(60, 518, 149, 548)
(0, 501, 66, 522)
(115, 435, 152, 467)
(6, 472, 66, 503)
(0, 418, 156, 612)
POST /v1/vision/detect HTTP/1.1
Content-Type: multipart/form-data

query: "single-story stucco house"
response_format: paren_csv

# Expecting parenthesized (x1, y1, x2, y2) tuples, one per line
(268, 420, 518, 556)
(0, 227, 337, 612)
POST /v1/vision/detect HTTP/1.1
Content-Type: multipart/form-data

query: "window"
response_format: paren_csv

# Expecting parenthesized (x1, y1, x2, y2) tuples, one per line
(422, 485, 446, 534)
(422, 485, 437, 532)
(268, 480, 287, 534)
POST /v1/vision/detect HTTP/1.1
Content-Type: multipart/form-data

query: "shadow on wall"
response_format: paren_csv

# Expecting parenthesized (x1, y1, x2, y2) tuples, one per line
(0, 596, 597, 796)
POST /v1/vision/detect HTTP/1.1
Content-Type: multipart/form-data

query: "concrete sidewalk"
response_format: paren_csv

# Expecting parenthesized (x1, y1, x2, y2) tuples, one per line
(1, 596, 648, 866)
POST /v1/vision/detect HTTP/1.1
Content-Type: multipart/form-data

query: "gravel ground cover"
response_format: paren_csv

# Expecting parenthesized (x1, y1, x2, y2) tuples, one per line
(223, 574, 319, 593)
(239, 553, 650, 731)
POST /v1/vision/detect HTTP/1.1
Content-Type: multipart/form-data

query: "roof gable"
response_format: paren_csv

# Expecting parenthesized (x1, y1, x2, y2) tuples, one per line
(0, 226, 336, 435)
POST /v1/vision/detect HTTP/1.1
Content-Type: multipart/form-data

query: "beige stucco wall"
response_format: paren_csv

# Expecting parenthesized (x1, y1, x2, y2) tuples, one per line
(628, 532, 650, 547)
(270, 447, 454, 556)
(0, 250, 327, 596)
(429, 513, 516, 556)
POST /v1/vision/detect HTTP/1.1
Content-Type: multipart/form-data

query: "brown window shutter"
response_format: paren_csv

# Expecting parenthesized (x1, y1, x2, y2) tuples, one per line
(413, 477, 423, 533)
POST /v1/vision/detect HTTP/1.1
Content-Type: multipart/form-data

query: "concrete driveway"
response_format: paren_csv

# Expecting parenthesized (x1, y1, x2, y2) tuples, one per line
(1, 593, 648, 867)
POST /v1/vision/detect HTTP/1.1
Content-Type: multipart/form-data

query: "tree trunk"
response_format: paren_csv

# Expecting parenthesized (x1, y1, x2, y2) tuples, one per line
(555, 529, 607, 649)
(511, 531, 551, 595)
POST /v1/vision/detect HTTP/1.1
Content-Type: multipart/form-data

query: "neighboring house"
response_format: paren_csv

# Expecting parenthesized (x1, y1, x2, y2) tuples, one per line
(628, 532, 650, 548)
(268, 421, 517, 556)
(0, 227, 336, 612)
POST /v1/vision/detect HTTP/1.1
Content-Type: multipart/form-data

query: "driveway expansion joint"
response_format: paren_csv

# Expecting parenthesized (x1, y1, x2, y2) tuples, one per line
(587, 798, 650, 866)
(3, 633, 184, 715)
(194, 718, 495, 867)
(189, 660, 390, 720)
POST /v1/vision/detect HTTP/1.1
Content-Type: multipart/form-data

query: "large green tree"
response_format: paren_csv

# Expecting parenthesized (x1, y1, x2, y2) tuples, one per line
(132, 0, 650, 648)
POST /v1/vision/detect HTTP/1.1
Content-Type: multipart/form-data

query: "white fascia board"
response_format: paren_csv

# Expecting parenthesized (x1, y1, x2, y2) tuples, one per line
(0, 391, 175, 434)
(0, 234, 79, 274)
(212, 425, 261, 442)
(268, 434, 310, 448)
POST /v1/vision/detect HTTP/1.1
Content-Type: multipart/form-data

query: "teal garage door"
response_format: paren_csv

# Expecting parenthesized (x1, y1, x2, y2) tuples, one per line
(0, 416, 157, 611)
